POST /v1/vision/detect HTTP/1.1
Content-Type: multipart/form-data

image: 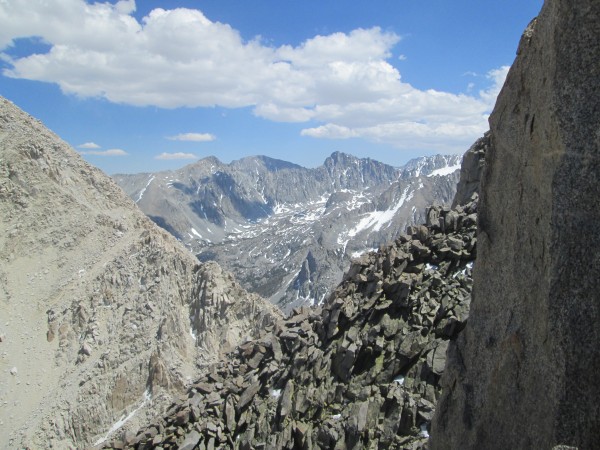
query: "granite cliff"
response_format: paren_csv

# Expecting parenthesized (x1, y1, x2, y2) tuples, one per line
(0, 96, 280, 448)
(431, 1, 600, 448)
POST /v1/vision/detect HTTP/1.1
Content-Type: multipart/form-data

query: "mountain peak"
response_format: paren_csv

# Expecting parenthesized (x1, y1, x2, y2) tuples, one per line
(232, 155, 303, 172)
(324, 151, 359, 166)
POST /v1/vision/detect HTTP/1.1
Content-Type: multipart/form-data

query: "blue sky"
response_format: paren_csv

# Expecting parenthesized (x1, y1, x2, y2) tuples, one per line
(0, 0, 543, 174)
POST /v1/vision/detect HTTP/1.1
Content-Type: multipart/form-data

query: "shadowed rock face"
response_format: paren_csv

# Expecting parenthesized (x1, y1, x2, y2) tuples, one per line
(451, 132, 489, 209)
(431, 1, 600, 449)
(0, 96, 281, 448)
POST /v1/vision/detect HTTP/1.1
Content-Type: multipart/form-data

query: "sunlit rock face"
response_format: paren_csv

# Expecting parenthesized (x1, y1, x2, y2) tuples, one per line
(0, 96, 280, 448)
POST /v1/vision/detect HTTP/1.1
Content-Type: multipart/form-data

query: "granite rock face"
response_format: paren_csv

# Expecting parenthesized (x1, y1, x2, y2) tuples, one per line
(431, 1, 600, 449)
(103, 194, 478, 449)
(0, 96, 280, 448)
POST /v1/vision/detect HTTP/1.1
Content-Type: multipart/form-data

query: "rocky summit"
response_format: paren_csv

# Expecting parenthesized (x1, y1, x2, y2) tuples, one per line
(432, 1, 600, 449)
(114, 152, 460, 312)
(102, 183, 479, 448)
(0, 96, 280, 448)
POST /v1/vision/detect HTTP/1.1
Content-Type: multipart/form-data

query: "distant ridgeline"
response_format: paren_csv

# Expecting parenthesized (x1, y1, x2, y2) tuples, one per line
(102, 139, 485, 449)
(114, 152, 462, 312)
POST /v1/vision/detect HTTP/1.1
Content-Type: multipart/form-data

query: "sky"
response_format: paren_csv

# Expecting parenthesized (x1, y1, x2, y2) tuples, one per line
(0, 0, 543, 175)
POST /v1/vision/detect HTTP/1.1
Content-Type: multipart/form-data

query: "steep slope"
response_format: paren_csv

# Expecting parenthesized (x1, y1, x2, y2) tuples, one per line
(114, 153, 460, 311)
(103, 189, 479, 449)
(0, 97, 280, 448)
(432, 1, 600, 448)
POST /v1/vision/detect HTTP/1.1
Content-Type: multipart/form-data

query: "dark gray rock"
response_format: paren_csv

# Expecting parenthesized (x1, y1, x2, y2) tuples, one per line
(452, 133, 489, 208)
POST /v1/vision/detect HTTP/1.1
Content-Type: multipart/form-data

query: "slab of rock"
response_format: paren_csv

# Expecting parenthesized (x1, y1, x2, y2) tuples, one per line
(179, 430, 201, 450)
(432, 2, 600, 449)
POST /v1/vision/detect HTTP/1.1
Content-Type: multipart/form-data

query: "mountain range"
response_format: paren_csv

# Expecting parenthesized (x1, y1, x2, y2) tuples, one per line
(114, 152, 461, 311)
(3, 1, 596, 447)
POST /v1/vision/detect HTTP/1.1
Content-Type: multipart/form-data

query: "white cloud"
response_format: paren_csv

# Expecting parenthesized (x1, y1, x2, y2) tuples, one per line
(80, 148, 128, 156)
(166, 133, 216, 142)
(78, 141, 100, 149)
(155, 152, 198, 160)
(479, 66, 510, 106)
(0, 0, 510, 154)
(301, 124, 359, 139)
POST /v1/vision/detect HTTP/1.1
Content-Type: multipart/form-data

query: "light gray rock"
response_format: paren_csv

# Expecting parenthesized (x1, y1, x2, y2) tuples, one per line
(0, 96, 281, 449)
(432, 1, 600, 449)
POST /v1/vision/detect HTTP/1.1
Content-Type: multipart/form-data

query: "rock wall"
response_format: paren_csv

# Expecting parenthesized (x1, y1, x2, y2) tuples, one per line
(0, 96, 280, 448)
(431, 1, 600, 448)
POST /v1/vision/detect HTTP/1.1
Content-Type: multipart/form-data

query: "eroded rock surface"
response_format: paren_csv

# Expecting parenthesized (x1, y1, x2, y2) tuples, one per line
(0, 96, 280, 448)
(432, 1, 600, 449)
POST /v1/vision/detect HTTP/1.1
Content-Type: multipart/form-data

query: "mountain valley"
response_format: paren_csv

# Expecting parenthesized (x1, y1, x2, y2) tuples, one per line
(114, 153, 461, 311)
(1, 0, 598, 448)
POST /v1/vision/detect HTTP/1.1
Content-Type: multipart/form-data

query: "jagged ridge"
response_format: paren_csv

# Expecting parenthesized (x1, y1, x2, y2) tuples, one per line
(103, 191, 478, 449)
(0, 96, 281, 448)
(114, 152, 461, 311)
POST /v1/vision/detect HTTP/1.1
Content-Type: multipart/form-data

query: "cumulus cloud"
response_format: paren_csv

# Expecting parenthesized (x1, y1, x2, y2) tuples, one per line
(166, 133, 216, 142)
(78, 141, 100, 149)
(80, 148, 128, 156)
(479, 66, 510, 106)
(301, 124, 359, 139)
(155, 152, 198, 160)
(0, 0, 510, 153)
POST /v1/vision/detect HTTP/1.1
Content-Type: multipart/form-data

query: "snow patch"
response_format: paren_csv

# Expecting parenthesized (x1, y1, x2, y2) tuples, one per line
(351, 248, 377, 258)
(136, 175, 155, 203)
(348, 187, 413, 236)
(393, 376, 405, 385)
(94, 390, 152, 446)
(270, 389, 281, 398)
(427, 164, 461, 177)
